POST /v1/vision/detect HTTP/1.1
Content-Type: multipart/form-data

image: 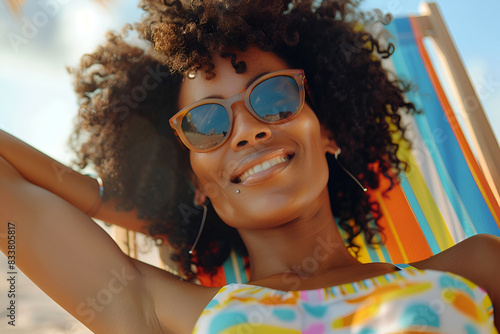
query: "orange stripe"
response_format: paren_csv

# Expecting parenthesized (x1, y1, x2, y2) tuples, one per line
(369, 188, 406, 264)
(409, 17, 500, 227)
(379, 179, 433, 261)
(371, 175, 433, 262)
(244, 256, 251, 283)
(198, 265, 227, 287)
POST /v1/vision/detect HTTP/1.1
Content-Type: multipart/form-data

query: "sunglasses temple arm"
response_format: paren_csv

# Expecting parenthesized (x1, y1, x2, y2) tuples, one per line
(172, 130, 189, 151)
(304, 80, 317, 108)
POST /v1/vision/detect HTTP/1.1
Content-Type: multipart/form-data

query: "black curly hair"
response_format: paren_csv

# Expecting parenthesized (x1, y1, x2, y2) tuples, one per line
(69, 0, 415, 282)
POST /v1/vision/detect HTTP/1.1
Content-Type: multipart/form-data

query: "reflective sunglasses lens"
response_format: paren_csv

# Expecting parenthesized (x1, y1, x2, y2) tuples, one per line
(182, 104, 229, 150)
(250, 76, 300, 122)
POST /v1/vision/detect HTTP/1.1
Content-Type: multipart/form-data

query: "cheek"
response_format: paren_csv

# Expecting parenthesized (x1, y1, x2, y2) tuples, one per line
(190, 153, 218, 196)
(190, 152, 234, 203)
(191, 167, 239, 226)
(295, 109, 331, 185)
(299, 109, 326, 153)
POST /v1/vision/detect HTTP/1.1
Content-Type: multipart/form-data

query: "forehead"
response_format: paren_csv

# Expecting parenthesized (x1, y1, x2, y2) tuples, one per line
(177, 48, 290, 109)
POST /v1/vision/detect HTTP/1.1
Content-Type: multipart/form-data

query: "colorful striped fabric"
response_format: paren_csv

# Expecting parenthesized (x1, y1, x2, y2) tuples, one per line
(193, 265, 496, 333)
(196, 16, 500, 287)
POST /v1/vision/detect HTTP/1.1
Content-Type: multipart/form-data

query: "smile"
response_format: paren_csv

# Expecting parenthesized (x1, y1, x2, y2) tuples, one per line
(232, 152, 295, 184)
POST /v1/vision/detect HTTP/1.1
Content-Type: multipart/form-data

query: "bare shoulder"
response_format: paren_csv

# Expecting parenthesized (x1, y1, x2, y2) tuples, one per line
(410, 234, 500, 300)
(132, 258, 221, 334)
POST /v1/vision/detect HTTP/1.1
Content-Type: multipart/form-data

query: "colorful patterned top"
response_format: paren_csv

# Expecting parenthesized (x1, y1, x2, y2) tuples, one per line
(193, 264, 497, 334)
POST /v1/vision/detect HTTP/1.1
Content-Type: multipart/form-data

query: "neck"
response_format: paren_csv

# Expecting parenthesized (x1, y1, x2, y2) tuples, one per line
(238, 188, 359, 282)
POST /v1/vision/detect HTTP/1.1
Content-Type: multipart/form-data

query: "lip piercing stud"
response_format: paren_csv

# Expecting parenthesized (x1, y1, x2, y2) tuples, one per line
(236, 190, 241, 194)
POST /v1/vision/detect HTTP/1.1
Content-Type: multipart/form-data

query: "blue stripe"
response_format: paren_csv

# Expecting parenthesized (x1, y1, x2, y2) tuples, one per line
(387, 18, 499, 237)
(379, 243, 393, 263)
(365, 240, 381, 262)
(236, 250, 248, 284)
(222, 255, 237, 284)
(367, 214, 393, 263)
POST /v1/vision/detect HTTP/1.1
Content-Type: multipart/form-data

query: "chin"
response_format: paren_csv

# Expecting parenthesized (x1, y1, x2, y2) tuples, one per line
(225, 183, 329, 229)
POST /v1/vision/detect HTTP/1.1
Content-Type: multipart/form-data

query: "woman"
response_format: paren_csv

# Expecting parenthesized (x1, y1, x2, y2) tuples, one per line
(1, 0, 499, 333)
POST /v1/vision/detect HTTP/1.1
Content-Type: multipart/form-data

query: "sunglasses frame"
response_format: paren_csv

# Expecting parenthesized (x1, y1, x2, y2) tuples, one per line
(169, 69, 306, 153)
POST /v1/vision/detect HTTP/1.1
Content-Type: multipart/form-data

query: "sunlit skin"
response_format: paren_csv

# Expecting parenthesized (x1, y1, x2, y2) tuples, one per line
(178, 48, 399, 284)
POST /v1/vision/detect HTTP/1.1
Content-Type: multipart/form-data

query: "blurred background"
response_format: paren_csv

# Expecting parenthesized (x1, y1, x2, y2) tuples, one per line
(0, 0, 498, 333)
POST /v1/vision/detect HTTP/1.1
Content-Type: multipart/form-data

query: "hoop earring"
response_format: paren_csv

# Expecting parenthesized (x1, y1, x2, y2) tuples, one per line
(189, 204, 208, 255)
(334, 149, 367, 192)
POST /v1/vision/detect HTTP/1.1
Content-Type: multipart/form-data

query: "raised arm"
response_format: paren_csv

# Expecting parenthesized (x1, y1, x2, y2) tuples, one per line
(0, 140, 217, 333)
(0, 129, 151, 234)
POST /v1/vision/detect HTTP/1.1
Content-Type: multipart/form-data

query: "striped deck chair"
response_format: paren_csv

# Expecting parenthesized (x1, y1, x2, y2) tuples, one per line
(112, 2, 499, 287)
(364, 2, 500, 265)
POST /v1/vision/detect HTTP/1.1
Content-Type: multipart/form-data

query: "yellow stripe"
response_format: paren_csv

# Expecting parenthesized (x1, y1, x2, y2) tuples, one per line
(343, 283, 356, 294)
(374, 244, 388, 263)
(221, 325, 300, 334)
(230, 249, 242, 284)
(339, 218, 388, 264)
(396, 140, 456, 250)
(375, 274, 389, 285)
(339, 222, 371, 263)
(351, 227, 372, 263)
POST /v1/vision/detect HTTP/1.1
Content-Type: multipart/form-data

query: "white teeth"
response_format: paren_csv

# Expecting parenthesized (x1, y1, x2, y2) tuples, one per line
(253, 164, 264, 174)
(239, 156, 290, 182)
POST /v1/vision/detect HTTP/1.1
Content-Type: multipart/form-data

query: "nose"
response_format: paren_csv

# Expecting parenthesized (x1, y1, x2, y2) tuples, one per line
(229, 102, 272, 151)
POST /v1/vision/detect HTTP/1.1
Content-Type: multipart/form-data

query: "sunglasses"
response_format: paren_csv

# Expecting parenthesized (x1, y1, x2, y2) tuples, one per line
(169, 69, 307, 152)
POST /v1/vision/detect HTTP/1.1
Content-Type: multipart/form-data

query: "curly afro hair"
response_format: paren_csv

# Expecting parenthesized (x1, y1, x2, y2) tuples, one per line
(69, 0, 415, 281)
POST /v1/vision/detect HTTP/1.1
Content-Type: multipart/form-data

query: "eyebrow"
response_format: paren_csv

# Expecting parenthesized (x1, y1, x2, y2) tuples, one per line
(197, 71, 270, 101)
